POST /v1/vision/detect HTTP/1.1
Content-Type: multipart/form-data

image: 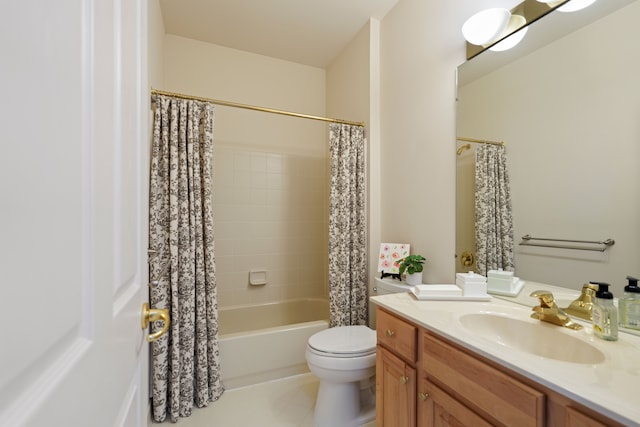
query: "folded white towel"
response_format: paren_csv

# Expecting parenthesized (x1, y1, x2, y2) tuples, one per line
(414, 284, 462, 297)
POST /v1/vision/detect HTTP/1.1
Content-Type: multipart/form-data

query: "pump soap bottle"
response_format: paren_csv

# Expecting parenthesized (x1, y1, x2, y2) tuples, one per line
(591, 282, 618, 341)
(620, 276, 640, 330)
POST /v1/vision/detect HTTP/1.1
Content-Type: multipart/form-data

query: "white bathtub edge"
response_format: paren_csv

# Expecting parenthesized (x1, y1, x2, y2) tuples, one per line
(219, 320, 328, 390)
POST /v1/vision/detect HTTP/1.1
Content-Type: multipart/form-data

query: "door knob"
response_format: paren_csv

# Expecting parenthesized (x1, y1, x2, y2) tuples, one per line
(141, 303, 170, 342)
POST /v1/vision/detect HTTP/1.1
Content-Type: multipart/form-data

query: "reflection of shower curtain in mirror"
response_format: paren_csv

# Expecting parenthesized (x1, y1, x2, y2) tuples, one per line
(149, 95, 224, 422)
(328, 123, 367, 327)
(475, 145, 515, 276)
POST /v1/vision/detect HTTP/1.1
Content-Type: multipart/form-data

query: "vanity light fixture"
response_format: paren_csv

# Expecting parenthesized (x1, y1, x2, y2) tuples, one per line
(489, 14, 528, 51)
(461, 8, 511, 45)
(462, 8, 528, 52)
(536, 0, 597, 12)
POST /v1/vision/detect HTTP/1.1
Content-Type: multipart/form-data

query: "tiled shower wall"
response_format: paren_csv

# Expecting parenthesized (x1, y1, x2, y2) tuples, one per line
(213, 144, 329, 308)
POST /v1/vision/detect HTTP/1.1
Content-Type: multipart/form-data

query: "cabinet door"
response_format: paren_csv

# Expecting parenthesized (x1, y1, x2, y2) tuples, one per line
(377, 346, 416, 427)
(422, 332, 545, 427)
(418, 378, 492, 427)
(565, 407, 610, 427)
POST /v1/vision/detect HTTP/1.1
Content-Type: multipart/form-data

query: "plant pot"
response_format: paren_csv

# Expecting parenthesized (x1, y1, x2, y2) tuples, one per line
(406, 271, 422, 286)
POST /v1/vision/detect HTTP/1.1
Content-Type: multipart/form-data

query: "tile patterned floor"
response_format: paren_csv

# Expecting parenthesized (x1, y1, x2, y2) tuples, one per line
(171, 373, 375, 427)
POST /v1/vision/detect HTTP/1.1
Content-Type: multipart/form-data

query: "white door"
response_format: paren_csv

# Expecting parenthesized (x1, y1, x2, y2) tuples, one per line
(0, 1, 150, 426)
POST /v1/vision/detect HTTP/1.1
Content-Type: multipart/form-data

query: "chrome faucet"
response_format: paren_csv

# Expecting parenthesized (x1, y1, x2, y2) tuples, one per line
(564, 283, 598, 321)
(530, 290, 583, 330)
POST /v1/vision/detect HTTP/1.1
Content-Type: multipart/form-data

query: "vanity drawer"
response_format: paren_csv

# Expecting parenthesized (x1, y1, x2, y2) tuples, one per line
(565, 407, 611, 427)
(422, 331, 545, 427)
(376, 308, 417, 363)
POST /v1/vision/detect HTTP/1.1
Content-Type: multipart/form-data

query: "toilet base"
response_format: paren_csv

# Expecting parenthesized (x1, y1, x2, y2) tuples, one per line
(314, 380, 376, 427)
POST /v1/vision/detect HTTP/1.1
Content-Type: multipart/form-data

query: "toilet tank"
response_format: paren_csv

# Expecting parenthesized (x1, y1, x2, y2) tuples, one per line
(374, 277, 414, 295)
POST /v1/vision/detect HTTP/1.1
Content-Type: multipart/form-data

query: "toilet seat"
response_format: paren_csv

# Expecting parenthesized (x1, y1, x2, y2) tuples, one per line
(307, 325, 376, 358)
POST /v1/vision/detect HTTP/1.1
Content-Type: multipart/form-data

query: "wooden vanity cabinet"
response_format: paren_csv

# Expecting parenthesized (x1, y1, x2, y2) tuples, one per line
(377, 347, 416, 427)
(419, 331, 627, 427)
(376, 308, 417, 427)
(421, 331, 544, 427)
(564, 407, 611, 427)
(418, 377, 492, 427)
(376, 307, 417, 362)
(375, 307, 626, 427)
(546, 395, 624, 427)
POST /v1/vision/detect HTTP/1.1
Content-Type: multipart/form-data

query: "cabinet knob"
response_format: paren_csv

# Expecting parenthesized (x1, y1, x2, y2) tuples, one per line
(400, 376, 409, 384)
(418, 392, 429, 401)
(385, 329, 395, 337)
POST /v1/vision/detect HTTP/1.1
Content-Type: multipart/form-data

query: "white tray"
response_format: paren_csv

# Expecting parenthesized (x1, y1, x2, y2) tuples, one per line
(487, 279, 525, 297)
(410, 288, 491, 301)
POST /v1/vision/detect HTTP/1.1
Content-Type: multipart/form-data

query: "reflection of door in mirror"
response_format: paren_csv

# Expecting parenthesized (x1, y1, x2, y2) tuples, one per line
(456, 144, 475, 273)
(456, 0, 640, 295)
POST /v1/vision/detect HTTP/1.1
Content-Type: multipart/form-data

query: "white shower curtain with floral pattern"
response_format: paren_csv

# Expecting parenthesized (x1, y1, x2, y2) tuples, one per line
(328, 123, 367, 327)
(149, 95, 224, 422)
(475, 144, 515, 276)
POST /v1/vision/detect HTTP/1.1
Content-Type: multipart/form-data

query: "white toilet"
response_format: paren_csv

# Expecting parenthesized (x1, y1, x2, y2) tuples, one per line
(306, 325, 377, 427)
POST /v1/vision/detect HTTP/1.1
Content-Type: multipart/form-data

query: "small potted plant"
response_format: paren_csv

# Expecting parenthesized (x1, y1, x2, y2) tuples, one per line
(396, 254, 426, 286)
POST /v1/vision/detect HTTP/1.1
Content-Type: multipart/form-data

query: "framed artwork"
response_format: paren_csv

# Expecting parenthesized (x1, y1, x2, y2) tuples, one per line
(377, 243, 410, 277)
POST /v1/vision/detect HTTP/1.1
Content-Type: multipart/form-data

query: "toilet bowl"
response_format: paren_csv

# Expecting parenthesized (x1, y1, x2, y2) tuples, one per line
(306, 325, 377, 427)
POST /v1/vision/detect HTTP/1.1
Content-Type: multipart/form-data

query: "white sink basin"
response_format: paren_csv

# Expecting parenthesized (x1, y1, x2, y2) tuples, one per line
(459, 313, 605, 364)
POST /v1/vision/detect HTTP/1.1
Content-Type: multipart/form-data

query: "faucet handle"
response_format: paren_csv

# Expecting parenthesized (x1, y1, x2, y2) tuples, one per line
(582, 282, 599, 293)
(564, 283, 598, 321)
(530, 290, 557, 308)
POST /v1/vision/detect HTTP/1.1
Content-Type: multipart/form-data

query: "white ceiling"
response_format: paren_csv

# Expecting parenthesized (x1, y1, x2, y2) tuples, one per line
(159, 0, 400, 68)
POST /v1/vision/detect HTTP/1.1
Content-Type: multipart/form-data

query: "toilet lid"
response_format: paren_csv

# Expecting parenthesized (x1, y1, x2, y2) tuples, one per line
(308, 325, 376, 356)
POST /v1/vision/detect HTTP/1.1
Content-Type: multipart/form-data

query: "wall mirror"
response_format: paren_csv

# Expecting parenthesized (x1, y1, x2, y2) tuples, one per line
(456, 0, 639, 301)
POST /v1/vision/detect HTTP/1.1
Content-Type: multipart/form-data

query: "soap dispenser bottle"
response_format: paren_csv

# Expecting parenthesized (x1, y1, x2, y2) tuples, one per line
(591, 282, 618, 341)
(619, 276, 640, 330)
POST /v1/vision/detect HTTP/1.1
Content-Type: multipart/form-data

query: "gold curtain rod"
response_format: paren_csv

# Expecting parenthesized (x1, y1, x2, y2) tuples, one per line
(150, 88, 365, 127)
(456, 137, 504, 146)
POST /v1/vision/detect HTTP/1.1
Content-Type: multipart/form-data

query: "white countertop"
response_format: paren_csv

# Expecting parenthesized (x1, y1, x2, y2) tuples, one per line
(371, 287, 640, 426)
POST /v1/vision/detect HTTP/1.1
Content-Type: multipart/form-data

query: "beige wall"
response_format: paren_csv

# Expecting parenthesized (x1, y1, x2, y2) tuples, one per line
(163, 35, 327, 155)
(326, 19, 382, 323)
(379, 0, 470, 283)
(147, 0, 164, 90)
(147, 0, 164, 294)
(163, 35, 329, 307)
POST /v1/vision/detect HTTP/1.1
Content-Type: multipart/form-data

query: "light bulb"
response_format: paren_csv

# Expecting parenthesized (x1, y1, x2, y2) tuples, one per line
(558, 0, 597, 12)
(462, 8, 511, 45)
(536, 0, 597, 12)
(489, 14, 528, 52)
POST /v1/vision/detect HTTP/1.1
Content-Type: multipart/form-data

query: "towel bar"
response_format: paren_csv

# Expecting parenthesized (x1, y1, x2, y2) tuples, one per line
(519, 235, 615, 252)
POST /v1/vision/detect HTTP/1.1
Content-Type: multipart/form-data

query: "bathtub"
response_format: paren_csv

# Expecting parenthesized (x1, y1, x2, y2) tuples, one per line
(218, 298, 329, 389)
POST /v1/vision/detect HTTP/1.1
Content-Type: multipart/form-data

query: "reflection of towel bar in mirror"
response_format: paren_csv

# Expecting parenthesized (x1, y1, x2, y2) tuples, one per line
(519, 235, 615, 252)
